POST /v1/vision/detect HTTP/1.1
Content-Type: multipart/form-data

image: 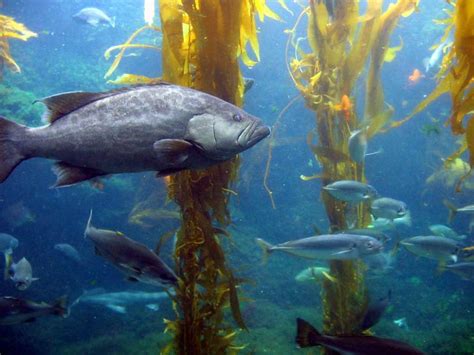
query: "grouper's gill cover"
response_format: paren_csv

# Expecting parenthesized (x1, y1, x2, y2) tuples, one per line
(0, 83, 270, 187)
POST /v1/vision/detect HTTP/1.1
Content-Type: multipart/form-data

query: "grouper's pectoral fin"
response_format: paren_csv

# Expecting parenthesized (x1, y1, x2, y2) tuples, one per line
(52, 162, 107, 188)
(153, 139, 193, 167)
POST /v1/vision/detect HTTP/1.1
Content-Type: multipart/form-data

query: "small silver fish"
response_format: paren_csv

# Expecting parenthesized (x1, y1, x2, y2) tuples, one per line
(6, 257, 39, 291)
(401, 236, 460, 263)
(423, 33, 452, 73)
(256, 234, 383, 261)
(294, 266, 335, 283)
(369, 211, 412, 231)
(371, 197, 408, 220)
(71, 288, 169, 314)
(348, 129, 367, 163)
(364, 252, 394, 274)
(323, 180, 377, 203)
(443, 262, 474, 281)
(0, 233, 18, 255)
(84, 211, 178, 288)
(73, 7, 115, 28)
(54, 243, 81, 263)
(428, 224, 466, 241)
(0, 296, 68, 325)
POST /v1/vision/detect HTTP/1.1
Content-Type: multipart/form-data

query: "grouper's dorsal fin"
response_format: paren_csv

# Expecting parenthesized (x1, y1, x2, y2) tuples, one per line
(38, 82, 172, 123)
(39, 91, 109, 123)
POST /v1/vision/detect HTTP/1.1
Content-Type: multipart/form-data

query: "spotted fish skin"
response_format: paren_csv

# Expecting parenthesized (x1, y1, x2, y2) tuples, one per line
(0, 83, 270, 187)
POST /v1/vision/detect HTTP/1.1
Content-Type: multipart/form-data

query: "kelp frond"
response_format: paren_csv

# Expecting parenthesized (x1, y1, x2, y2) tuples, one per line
(392, 0, 474, 185)
(103, 24, 161, 81)
(157, 1, 284, 354)
(0, 14, 37, 74)
(284, 0, 418, 339)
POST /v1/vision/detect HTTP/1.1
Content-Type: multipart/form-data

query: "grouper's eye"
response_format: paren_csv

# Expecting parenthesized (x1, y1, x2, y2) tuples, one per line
(233, 113, 242, 122)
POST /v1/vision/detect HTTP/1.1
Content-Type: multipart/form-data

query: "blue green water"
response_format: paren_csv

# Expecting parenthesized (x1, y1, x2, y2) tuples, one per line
(1, 1, 473, 354)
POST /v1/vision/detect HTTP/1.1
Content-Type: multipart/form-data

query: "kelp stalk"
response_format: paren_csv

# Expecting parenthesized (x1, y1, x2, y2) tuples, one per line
(287, 0, 417, 345)
(159, 1, 279, 353)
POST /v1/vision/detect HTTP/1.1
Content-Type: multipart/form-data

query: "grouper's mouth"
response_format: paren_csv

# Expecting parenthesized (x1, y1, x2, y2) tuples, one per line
(238, 120, 271, 148)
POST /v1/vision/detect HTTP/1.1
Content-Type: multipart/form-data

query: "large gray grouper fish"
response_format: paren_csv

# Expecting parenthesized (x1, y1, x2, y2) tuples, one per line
(84, 211, 178, 288)
(0, 83, 270, 187)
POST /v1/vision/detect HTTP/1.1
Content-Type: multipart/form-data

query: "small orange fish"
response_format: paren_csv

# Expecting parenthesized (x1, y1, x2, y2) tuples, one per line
(408, 69, 424, 85)
(162, 175, 171, 187)
(334, 94, 352, 123)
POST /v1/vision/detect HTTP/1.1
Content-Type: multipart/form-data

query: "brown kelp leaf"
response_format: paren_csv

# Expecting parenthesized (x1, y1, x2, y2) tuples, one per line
(311, 146, 351, 163)
(228, 272, 247, 331)
(104, 25, 160, 79)
(107, 74, 162, 85)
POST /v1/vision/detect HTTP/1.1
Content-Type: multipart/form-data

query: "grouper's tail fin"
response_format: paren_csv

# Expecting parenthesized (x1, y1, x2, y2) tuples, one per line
(0, 117, 27, 183)
(296, 318, 322, 348)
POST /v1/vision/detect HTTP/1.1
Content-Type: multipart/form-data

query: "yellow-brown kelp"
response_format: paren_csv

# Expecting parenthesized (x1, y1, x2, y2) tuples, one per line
(394, 0, 474, 190)
(158, 1, 279, 354)
(0, 14, 36, 78)
(285, 0, 418, 342)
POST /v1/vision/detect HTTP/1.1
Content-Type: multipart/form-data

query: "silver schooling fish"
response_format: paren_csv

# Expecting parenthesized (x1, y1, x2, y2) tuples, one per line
(371, 197, 408, 220)
(256, 234, 383, 261)
(5, 256, 39, 291)
(71, 288, 169, 314)
(323, 180, 377, 203)
(73, 7, 115, 27)
(0, 233, 18, 255)
(401, 236, 460, 263)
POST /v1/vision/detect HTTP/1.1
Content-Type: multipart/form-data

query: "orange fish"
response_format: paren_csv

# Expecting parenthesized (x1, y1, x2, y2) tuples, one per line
(162, 175, 171, 187)
(334, 94, 352, 123)
(408, 69, 424, 85)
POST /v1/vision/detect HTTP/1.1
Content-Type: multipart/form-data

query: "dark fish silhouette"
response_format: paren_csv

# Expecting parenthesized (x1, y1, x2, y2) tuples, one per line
(0, 296, 68, 325)
(360, 290, 392, 331)
(0, 83, 270, 187)
(84, 211, 178, 288)
(296, 318, 425, 354)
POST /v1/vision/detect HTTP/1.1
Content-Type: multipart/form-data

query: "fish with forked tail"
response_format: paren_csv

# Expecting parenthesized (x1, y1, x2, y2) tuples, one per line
(0, 83, 270, 187)
(84, 211, 178, 288)
(401, 236, 460, 263)
(323, 180, 378, 203)
(295, 318, 425, 354)
(256, 234, 383, 262)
